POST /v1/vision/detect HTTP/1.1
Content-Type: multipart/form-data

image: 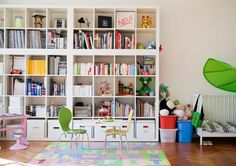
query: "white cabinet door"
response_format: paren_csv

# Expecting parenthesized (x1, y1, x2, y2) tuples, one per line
(136, 120, 155, 140)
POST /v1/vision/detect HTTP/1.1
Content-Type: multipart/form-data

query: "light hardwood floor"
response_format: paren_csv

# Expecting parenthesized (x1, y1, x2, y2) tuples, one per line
(0, 138, 236, 166)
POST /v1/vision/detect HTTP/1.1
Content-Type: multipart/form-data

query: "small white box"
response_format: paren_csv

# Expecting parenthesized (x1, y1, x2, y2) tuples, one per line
(116, 12, 135, 29)
(136, 120, 155, 140)
(27, 120, 45, 140)
(9, 97, 24, 107)
(160, 128, 177, 142)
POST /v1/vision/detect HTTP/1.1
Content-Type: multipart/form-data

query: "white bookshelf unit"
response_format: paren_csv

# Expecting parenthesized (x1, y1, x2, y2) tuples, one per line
(0, 6, 160, 141)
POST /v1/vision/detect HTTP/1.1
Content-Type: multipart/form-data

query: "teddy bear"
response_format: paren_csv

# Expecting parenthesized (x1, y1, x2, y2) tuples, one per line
(175, 103, 193, 121)
(141, 16, 152, 28)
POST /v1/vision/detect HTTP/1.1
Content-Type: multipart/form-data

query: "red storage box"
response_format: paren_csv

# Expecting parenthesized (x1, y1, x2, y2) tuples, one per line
(160, 116, 177, 129)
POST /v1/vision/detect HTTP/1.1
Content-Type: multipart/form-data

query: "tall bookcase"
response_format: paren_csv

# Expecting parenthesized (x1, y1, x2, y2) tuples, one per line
(0, 6, 160, 141)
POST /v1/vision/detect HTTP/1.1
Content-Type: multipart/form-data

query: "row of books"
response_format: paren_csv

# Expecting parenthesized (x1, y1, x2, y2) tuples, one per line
(115, 31, 135, 49)
(26, 79, 46, 96)
(94, 32, 114, 49)
(27, 30, 46, 49)
(112, 100, 133, 117)
(49, 78, 66, 96)
(0, 30, 3, 48)
(74, 63, 92, 75)
(26, 105, 46, 117)
(94, 63, 113, 75)
(136, 100, 155, 117)
(48, 56, 67, 75)
(73, 85, 93, 97)
(47, 31, 67, 49)
(48, 105, 64, 117)
(115, 63, 135, 75)
(7, 30, 25, 48)
(74, 30, 93, 49)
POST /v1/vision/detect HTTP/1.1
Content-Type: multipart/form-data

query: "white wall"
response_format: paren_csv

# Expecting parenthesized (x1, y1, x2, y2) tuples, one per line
(1, 0, 236, 104)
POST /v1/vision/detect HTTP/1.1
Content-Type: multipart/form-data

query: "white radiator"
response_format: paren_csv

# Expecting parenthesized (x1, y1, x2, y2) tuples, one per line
(200, 94, 236, 123)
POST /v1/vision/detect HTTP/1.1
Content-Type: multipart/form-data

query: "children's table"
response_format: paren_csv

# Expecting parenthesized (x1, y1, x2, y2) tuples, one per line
(0, 115, 29, 150)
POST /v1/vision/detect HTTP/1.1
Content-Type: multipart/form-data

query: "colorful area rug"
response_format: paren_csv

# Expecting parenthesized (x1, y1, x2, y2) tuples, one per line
(29, 142, 171, 166)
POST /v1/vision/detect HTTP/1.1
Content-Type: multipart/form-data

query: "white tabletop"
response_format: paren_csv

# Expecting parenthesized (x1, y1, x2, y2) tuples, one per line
(76, 120, 124, 127)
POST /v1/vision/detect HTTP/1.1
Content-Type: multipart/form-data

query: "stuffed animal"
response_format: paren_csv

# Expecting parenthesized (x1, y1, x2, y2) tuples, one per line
(141, 16, 152, 28)
(160, 98, 175, 114)
(159, 84, 170, 100)
(139, 77, 152, 96)
(175, 103, 193, 120)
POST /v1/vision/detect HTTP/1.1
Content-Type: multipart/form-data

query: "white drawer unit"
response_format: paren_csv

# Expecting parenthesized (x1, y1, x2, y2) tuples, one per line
(27, 120, 45, 140)
(48, 120, 70, 141)
(94, 125, 116, 141)
(136, 120, 155, 140)
(112, 120, 134, 141)
(73, 120, 93, 139)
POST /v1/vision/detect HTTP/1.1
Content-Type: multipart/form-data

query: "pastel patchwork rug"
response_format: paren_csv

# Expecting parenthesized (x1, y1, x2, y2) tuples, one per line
(29, 142, 171, 166)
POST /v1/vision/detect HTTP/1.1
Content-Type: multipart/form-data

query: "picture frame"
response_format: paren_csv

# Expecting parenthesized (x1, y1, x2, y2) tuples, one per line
(54, 18, 66, 28)
(98, 16, 112, 28)
(116, 12, 135, 28)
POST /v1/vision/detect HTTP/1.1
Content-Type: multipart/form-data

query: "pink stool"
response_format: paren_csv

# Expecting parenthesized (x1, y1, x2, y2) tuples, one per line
(9, 132, 29, 150)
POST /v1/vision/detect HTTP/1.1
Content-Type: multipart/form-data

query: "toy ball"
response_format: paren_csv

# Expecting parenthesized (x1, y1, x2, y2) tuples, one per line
(137, 43, 145, 49)
(160, 109, 169, 116)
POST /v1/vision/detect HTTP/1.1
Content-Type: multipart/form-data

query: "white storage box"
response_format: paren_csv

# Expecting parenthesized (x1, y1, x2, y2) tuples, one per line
(136, 120, 155, 140)
(73, 120, 92, 140)
(48, 120, 70, 140)
(160, 128, 177, 142)
(27, 120, 45, 140)
(94, 125, 115, 141)
(112, 120, 134, 141)
(8, 106, 24, 115)
(6, 124, 21, 139)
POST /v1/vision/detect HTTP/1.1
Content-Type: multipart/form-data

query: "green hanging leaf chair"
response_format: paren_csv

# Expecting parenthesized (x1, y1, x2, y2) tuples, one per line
(203, 58, 236, 93)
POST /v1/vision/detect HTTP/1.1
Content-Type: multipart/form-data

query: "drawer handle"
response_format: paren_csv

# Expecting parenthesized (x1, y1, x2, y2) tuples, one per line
(143, 125, 149, 128)
(101, 126, 106, 128)
(122, 125, 127, 128)
(53, 127, 60, 129)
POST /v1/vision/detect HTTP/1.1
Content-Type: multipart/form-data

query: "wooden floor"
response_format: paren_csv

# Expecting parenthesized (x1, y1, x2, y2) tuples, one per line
(0, 138, 236, 166)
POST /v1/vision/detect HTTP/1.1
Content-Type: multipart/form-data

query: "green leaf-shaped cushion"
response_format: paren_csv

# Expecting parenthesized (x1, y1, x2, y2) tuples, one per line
(203, 58, 236, 93)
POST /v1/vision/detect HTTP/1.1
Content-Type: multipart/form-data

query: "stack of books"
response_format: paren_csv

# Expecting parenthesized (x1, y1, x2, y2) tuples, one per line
(94, 31, 114, 49)
(74, 63, 92, 75)
(94, 63, 113, 75)
(136, 100, 155, 117)
(113, 100, 133, 117)
(0, 30, 3, 48)
(115, 63, 135, 75)
(48, 105, 64, 117)
(26, 105, 46, 117)
(26, 78, 46, 96)
(74, 30, 93, 49)
(48, 56, 67, 75)
(49, 78, 66, 96)
(115, 31, 135, 49)
(73, 85, 92, 96)
(47, 31, 67, 49)
(7, 30, 25, 48)
(27, 30, 46, 48)
(28, 59, 46, 75)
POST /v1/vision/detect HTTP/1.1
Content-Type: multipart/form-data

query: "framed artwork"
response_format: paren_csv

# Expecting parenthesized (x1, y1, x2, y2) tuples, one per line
(116, 12, 135, 28)
(54, 18, 66, 28)
(98, 16, 112, 28)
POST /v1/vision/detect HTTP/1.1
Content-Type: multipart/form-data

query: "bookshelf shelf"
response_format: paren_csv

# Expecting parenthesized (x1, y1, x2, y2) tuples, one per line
(0, 5, 159, 141)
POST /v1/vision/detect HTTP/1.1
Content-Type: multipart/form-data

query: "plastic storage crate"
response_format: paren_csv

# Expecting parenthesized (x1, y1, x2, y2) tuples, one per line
(177, 120, 193, 143)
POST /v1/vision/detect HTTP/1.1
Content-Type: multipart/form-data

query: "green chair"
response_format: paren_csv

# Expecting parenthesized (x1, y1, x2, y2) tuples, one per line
(55, 107, 90, 152)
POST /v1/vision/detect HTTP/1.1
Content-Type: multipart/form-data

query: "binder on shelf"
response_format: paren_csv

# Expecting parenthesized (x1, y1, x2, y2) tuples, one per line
(28, 60, 46, 75)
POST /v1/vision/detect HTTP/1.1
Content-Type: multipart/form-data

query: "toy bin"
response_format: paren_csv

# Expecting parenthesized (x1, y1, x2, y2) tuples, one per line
(160, 128, 177, 142)
(160, 115, 177, 129)
(177, 121, 193, 143)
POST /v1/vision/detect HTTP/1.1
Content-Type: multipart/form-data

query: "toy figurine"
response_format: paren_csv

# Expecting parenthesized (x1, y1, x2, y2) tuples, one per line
(85, 18, 90, 28)
(78, 17, 85, 28)
(139, 77, 152, 96)
(32, 14, 46, 28)
(141, 16, 152, 28)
